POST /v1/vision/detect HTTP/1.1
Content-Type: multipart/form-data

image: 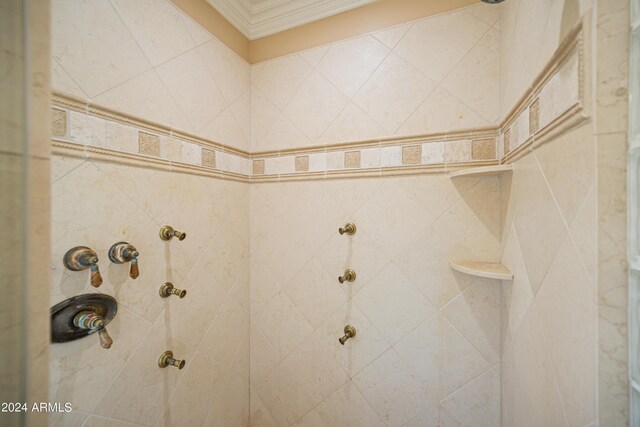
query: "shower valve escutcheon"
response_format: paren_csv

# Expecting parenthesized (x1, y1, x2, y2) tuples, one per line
(51, 294, 117, 350)
(338, 269, 356, 284)
(338, 222, 357, 235)
(159, 225, 186, 241)
(109, 242, 140, 279)
(158, 351, 186, 369)
(339, 325, 357, 345)
(63, 246, 103, 287)
(159, 282, 187, 299)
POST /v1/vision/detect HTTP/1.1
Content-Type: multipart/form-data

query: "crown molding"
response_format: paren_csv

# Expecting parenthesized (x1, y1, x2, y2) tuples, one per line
(207, 0, 376, 40)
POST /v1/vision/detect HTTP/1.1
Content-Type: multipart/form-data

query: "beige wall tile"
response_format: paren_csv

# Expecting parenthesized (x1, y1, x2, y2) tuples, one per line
(441, 28, 500, 124)
(160, 136, 182, 161)
(402, 145, 422, 165)
(253, 159, 265, 175)
(110, 0, 195, 67)
(538, 49, 580, 129)
(344, 150, 361, 168)
(138, 131, 160, 156)
(51, 0, 151, 97)
(326, 151, 344, 170)
(529, 98, 540, 134)
(105, 122, 137, 153)
(285, 71, 349, 141)
(94, 69, 194, 134)
(353, 263, 436, 345)
(51, 108, 66, 137)
(353, 53, 436, 133)
(471, 139, 496, 160)
(359, 147, 381, 169)
(202, 148, 216, 168)
(504, 128, 511, 155)
(399, 86, 489, 136)
(354, 349, 433, 425)
(308, 152, 327, 172)
(380, 145, 402, 167)
(295, 155, 309, 172)
(422, 141, 445, 164)
(394, 313, 490, 402)
(597, 131, 628, 426)
(596, 0, 629, 135)
(445, 140, 471, 163)
(441, 279, 501, 365)
(317, 36, 389, 98)
(181, 142, 202, 164)
(395, 9, 489, 82)
(69, 111, 106, 147)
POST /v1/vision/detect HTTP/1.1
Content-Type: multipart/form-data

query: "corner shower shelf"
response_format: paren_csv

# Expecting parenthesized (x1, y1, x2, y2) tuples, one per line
(449, 164, 513, 178)
(449, 260, 514, 281)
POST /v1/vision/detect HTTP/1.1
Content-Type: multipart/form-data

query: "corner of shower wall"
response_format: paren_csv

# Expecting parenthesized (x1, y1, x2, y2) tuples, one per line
(499, 1, 631, 426)
(48, 1, 251, 425)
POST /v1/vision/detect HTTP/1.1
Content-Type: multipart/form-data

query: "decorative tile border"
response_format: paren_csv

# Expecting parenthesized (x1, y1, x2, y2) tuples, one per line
(51, 92, 251, 158)
(499, 15, 590, 163)
(50, 106, 251, 181)
(50, 15, 589, 183)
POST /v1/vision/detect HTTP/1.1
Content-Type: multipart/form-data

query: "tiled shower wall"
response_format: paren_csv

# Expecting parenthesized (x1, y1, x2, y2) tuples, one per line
(499, 0, 591, 116)
(499, 0, 630, 425)
(250, 175, 502, 426)
(52, 0, 251, 151)
(250, 3, 500, 152)
(48, 1, 621, 427)
(498, 1, 599, 424)
(500, 124, 597, 426)
(49, 157, 250, 426)
(49, 0, 251, 425)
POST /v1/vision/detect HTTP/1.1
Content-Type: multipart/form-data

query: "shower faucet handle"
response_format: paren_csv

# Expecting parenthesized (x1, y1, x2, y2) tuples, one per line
(108, 242, 140, 279)
(159, 225, 186, 241)
(339, 222, 357, 235)
(339, 325, 357, 345)
(63, 246, 103, 287)
(338, 269, 356, 284)
(73, 310, 113, 349)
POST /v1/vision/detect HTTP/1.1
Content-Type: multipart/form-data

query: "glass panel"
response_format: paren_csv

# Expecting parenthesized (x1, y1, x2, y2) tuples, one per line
(631, 271, 640, 383)
(633, 385, 640, 427)
(628, 150, 640, 262)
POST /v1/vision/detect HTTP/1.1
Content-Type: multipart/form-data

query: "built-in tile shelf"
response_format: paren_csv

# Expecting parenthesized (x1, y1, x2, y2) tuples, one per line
(449, 164, 513, 178)
(449, 260, 514, 281)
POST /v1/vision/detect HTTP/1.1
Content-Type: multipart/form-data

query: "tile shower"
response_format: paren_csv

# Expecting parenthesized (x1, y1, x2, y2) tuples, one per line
(42, 0, 630, 427)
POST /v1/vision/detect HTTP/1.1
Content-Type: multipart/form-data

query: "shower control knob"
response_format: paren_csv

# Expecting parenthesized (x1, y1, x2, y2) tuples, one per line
(159, 225, 186, 241)
(339, 325, 357, 345)
(108, 242, 140, 279)
(338, 269, 356, 284)
(63, 246, 103, 287)
(339, 222, 357, 235)
(158, 351, 186, 369)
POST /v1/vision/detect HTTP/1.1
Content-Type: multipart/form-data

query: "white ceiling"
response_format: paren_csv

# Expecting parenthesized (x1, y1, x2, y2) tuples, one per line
(207, 0, 378, 40)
